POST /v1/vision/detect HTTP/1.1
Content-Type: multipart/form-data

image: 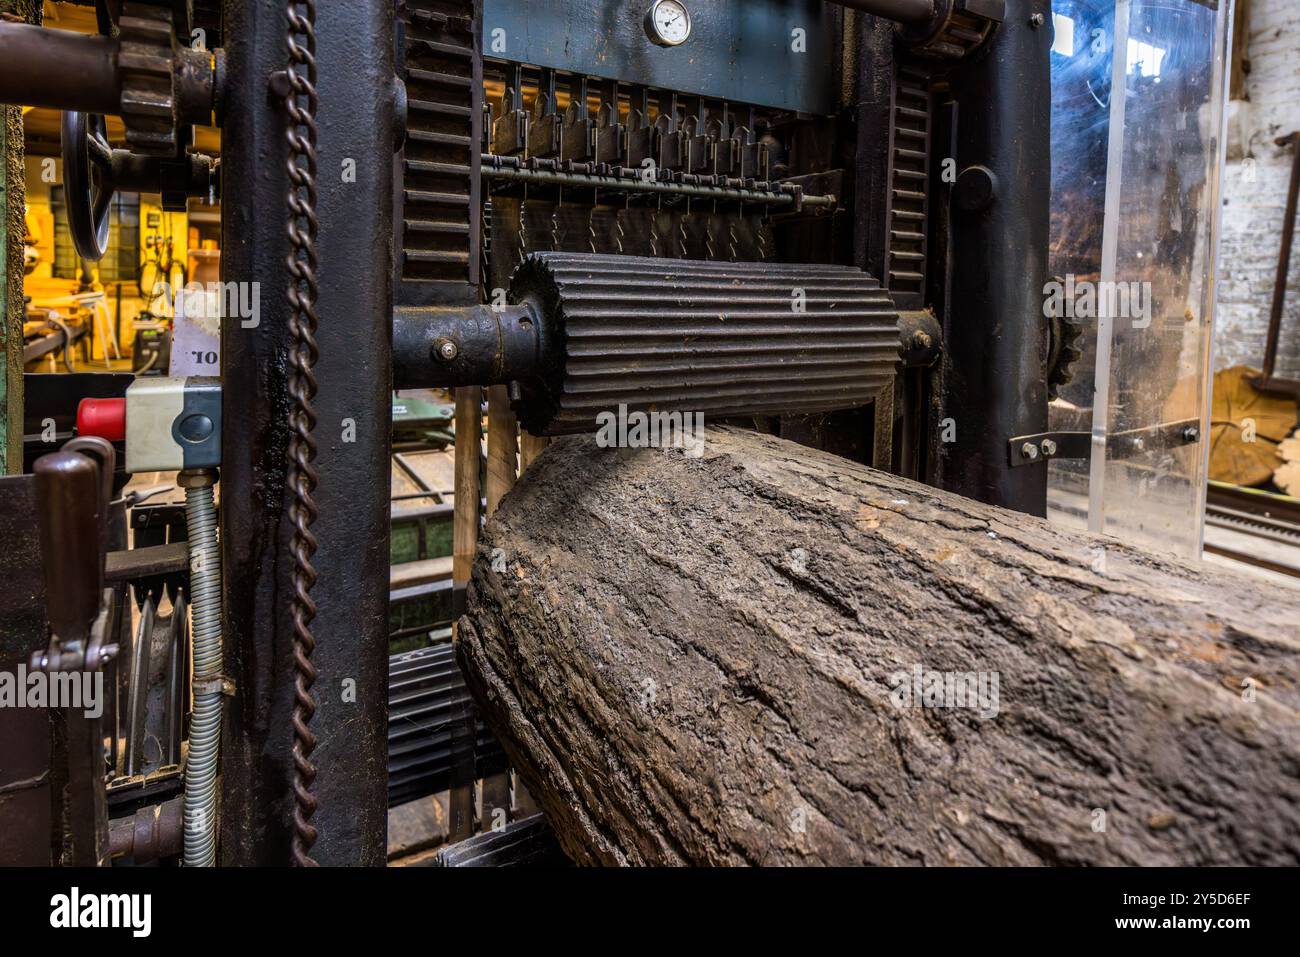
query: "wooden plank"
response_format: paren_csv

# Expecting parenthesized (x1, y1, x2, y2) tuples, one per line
(452, 387, 482, 584)
(519, 431, 549, 472)
(1230, 0, 1250, 102)
(388, 555, 454, 590)
(449, 387, 482, 843)
(485, 384, 517, 516)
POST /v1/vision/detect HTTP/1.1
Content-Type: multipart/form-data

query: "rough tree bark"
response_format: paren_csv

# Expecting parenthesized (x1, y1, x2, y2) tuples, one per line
(457, 426, 1300, 865)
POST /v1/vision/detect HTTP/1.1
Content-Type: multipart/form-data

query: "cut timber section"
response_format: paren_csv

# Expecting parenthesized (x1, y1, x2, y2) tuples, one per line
(485, 384, 517, 516)
(458, 426, 1300, 865)
(519, 432, 549, 472)
(451, 386, 481, 584)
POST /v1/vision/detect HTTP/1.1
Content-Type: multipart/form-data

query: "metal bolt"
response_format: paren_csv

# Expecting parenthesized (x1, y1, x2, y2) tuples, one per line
(178, 468, 218, 489)
(1021, 442, 1040, 461)
(1182, 425, 1200, 443)
(911, 331, 933, 351)
(1040, 438, 1058, 457)
(1029, 12, 1045, 27)
(436, 339, 459, 361)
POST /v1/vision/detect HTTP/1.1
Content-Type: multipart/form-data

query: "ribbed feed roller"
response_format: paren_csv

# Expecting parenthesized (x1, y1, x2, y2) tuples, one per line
(508, 253, 901, 435)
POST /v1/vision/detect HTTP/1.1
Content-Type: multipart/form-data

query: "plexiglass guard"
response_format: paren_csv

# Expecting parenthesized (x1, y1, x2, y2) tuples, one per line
(1047, 0, 1232, 558)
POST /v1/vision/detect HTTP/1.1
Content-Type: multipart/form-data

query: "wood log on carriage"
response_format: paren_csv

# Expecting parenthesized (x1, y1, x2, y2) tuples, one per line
(455, 426, 1300, 866)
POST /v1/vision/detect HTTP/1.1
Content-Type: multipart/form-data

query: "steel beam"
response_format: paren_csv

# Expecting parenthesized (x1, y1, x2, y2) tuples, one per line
(826, 0, 935, 25)
(935, 0, 1051, 515)
(218, 0, 394, 866)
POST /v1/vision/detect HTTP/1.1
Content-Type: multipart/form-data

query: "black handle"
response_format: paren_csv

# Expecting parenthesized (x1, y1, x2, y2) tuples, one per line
(33, 450, 103, 644)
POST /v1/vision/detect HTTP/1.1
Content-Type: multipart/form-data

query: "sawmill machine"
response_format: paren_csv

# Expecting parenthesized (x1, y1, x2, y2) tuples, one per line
(0, 0, 1229, 865)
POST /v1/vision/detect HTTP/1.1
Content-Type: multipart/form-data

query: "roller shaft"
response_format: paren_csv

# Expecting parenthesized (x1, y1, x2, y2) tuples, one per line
(509, 253, 900, 435)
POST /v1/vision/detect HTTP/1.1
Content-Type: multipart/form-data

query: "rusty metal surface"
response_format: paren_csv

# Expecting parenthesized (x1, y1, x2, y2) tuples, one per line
(109, 795, 184, 863)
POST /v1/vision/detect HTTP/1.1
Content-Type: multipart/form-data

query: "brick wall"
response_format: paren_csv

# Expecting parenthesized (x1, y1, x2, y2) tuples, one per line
(1216, 0, 1300, 375)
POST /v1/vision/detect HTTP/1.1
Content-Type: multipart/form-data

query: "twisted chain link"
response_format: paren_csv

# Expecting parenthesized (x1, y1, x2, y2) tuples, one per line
(283, 0, 321, 868)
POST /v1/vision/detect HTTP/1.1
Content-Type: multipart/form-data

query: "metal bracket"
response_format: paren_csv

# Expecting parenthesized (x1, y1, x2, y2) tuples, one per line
(1009, 430, 1088, 467)
(1009, 419, 1201, 468)
(193, 675, 237, 697)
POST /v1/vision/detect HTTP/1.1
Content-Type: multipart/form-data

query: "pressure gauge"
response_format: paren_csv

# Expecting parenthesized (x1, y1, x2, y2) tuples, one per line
(645, 0, 691, 47)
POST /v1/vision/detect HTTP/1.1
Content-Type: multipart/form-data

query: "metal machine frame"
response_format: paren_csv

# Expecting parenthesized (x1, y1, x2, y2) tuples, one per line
(0, 0, 1062, 866)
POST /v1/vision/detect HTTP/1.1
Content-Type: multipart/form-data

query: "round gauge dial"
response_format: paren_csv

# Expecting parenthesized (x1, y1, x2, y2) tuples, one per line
(645, 1, 692, 47)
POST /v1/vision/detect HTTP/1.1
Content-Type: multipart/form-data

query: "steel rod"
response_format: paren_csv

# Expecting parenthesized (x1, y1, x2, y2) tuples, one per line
(824, 0, 936, 26)
(481, 155, 836, 209)
(1262, 133, 1300, 383)
(0, 23, 121, 114)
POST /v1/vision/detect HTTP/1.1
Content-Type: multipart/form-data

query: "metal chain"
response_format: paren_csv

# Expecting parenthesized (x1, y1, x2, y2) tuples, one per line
(282, 0, 321, 868)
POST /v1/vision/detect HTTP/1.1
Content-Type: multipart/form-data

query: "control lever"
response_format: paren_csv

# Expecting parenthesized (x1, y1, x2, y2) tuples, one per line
(30, 442, 119, 866)
(31, 449, 105, 666)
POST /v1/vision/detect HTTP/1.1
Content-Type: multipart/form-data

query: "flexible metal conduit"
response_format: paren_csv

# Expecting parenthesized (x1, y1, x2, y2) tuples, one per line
(182, 470, 222, 866)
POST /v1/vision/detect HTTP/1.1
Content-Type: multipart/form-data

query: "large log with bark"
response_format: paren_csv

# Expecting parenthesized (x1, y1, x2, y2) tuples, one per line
(457, 426, 1300, 865)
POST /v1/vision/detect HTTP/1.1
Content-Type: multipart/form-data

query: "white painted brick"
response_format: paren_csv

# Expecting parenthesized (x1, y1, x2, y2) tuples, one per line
(1215, 0, 1300, 376)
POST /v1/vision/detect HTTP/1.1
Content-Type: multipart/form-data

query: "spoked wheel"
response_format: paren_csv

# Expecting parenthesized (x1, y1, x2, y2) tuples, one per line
(61, 112, 115, 261)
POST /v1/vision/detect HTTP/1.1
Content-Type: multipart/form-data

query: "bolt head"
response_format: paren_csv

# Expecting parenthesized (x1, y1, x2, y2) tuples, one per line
(1041, 438, 1058, 457)
(1029, 12, 1045, 26)
(437, 339, 459, 361)
(178, 468, 217, 488)
(1021, 442, 1040, 461)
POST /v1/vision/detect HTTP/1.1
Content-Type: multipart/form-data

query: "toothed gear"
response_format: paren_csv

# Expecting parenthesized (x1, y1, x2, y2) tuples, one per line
(901, 0, 1003, 62)
(1046, 275, 1085, 400)
(118, 2, 180, 156)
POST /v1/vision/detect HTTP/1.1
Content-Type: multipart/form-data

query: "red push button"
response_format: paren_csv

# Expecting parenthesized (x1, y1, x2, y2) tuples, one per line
(77, 397, 127, 442)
